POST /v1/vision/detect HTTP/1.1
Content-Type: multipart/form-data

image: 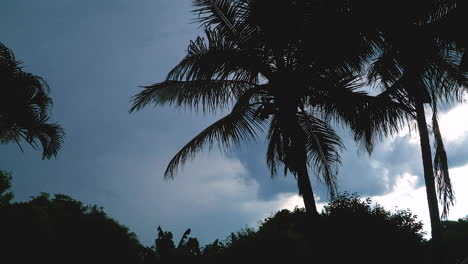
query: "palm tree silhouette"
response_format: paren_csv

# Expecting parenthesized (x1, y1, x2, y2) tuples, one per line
(131, 0, 407, 216)
(0, 43, 63, 159)
(362, 0, 468, 260)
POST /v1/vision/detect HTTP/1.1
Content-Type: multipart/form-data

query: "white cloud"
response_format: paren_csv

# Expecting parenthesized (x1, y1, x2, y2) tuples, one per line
(369, 165, 468, 238)
(342, 98, 468, 238)
(439, 102, 468, 142)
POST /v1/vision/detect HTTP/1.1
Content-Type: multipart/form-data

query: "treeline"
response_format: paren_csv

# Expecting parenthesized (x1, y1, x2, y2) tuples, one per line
(0, 172, 142, 264)
(1, 172, 467, 264)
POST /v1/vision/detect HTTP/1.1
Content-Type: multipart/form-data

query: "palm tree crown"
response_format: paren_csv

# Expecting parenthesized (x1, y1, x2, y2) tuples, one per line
(0, 42, 63, 159)
(131, 0, 407, 215)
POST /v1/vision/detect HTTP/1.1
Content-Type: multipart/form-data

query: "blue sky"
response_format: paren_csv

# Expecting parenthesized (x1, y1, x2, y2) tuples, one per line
(2, 0, 468, 246)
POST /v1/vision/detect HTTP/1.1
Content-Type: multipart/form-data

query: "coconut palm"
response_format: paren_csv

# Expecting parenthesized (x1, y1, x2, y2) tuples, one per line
(0, 42, 63, 159)
(362, 0, 468, 259)
(130, 0, 407, 216)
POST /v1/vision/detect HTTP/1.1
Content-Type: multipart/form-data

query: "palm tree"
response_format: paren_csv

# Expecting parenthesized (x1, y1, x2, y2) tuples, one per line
(0, 42, 63, 159)
(130, 0, 407, 216)
(362, 0, 468, 260)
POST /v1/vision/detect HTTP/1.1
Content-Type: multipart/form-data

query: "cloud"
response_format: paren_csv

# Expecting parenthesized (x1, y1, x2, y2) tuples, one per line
(369, 164, 468, 237)
(2, 0, 468, 248)
(439, 99, 468, 143)
(359, 101, 468, 237)
(95, 149, 317, 246)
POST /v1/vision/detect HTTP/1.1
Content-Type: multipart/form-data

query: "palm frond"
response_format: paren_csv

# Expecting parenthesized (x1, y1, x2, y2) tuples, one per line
(266, 114, 284, 177)
(164, 100, 264, 178)
(0, 42, 64, 158)
(33, 122, 64, 159)
(193, 0, 243, 37)
(166, 29, 269, 82)
(432, 109, 455, 219)
(299, 113, 343, 197)
(352, 93, 410, 153)
(368, 48, 404, 87)
(130, 80, 256, 113)
(425, 47, 468, 103)
(314, 75, 409, 153)
(0, 43, 20, 73)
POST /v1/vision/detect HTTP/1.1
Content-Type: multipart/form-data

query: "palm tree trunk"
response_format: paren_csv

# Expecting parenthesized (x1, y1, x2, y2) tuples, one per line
(276, 88, 319, 217)
(414, 97, 443, 263)
(297, 158, 319, 217)
(293, 125, 319, 217)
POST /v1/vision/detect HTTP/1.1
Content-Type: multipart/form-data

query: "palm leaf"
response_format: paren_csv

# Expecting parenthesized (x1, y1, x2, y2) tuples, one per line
(31, 121, 64, 159)
(266, 114, 284, 177)
(313, 75, 409, 153)
(193, 0, 241, 37)
(299, 113, 343, 197)
(166, 29, 270, 83)
(0, 42, 64, 158)
(432, 109, 455, 219)
(164, 100, 264, 178)
(130, 80, 256, 113)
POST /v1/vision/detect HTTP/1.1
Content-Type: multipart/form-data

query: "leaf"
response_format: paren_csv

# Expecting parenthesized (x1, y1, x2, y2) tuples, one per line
(130, 80, 255, 113)
(432, 110, 455, 219)
(164, 99, 265, 178)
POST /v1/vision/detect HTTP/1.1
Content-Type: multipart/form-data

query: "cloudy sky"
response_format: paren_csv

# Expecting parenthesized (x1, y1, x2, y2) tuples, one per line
(1, 0, 467, 246)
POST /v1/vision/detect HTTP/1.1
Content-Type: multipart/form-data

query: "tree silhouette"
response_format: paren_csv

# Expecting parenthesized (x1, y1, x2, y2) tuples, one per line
(130, 0, 407, 216)
(143, 194, 427, 264)
(0, 170, 13, 207)
(442, 217, 468, 263)
(0, 42, 63, 158)
(0, 191, 144, 264)
(359, 1, 468, 260)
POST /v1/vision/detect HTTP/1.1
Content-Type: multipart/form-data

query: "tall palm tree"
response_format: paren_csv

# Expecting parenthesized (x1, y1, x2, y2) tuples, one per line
(361, 0, 468, 260)
(0, 42, 63, 159)
(130, 0, 407, 216)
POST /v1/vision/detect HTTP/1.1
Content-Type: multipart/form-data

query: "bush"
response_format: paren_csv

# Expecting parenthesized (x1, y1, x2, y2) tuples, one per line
(0, 193, 143, 264)
(442, 217, 468, 263)
(146, 193, 427, 264)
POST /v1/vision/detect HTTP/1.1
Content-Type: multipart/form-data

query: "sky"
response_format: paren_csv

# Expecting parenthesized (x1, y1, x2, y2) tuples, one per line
(1, 0, 468, 246)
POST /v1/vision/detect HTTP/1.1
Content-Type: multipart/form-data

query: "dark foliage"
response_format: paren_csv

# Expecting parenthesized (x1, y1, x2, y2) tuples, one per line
(130, 0, 410, 216)
(142, 227, 202, 264)
(442, 217, 468, 263)
(0, 192, 143, 264)
(144, 193, 427, 264)
(0, 43, 64, 159)
(0, 170, 14, 207)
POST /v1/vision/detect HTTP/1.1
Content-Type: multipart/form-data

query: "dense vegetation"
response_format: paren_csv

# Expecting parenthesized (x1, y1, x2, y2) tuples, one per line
(0, 173, 143, 264)
(1, 172, 467, 264)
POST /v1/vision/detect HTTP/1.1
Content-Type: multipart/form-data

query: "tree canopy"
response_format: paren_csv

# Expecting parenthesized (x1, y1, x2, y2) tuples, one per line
(0, 183, 143, 264)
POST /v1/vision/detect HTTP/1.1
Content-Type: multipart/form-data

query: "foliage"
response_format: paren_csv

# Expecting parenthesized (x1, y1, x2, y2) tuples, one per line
(130, 0, 409, 215)
(5, 172, 468, 264)
(0, 170, 14, 206)
(321, 193, 426, 263)
(142, 227, 202, 264)
(442, 217, 468, 263)
(144, 193, 427, 264)
(0, 192, 143, 264)
(363, 0, 467, 219)
(0, 42, 63, 158)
